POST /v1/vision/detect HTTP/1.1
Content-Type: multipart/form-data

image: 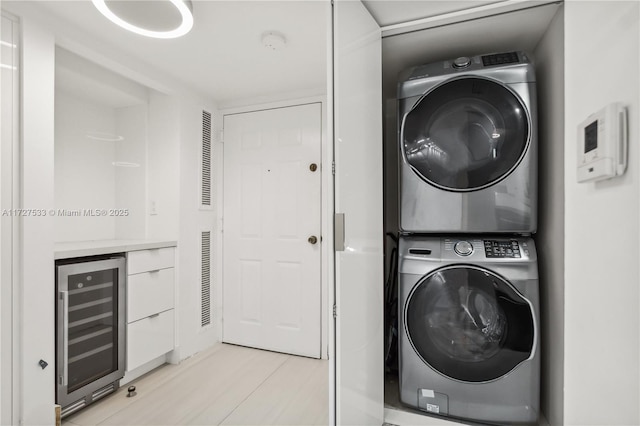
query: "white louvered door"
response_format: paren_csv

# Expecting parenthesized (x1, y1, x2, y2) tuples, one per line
(222, 103, 322, 358)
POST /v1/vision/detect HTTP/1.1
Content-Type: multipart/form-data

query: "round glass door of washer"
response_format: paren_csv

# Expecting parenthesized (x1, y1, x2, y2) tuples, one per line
(405, 265, 535, 382)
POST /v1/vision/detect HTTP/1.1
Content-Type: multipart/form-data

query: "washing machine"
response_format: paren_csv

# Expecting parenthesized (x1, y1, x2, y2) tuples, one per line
(398, 51, 537, 234)
(398, 235, 539, 424)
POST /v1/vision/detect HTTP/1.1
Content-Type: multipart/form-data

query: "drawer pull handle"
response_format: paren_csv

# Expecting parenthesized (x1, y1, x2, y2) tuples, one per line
(149, 313, 160, 319)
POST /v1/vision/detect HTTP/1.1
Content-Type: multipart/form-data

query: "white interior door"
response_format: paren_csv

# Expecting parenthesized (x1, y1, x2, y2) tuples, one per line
(333, 1, 384, 425)
(223, 103, 322, 358)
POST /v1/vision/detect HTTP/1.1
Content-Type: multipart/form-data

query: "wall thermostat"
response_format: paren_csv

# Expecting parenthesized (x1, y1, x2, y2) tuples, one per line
(577, 103, 628, 183)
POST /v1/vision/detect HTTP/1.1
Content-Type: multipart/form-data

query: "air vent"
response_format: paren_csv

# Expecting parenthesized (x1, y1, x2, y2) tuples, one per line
(201, 231, 211, 327)
(201, 110, 212, 206)
(92, 383, 115, 401)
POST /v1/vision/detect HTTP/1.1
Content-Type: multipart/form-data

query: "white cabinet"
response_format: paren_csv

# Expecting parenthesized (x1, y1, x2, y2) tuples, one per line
(127, 247, 176, 275)
(127, 268, 175, 323)
(126, 247, 176, 371)
(126, 309, 175, 371)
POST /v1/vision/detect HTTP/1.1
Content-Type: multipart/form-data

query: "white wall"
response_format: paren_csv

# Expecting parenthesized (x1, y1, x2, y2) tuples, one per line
(54, 91, 117, 241)
(172, 94, 219, 361)
(20, 16, 56, 426)
(146, 92, 180, 240)
(564, 2, 640, 425)
(114, 104, 148, 239)
(54, 93, 149, 242)
(145, 90, 221, 363)
(533, 6, 565, 426)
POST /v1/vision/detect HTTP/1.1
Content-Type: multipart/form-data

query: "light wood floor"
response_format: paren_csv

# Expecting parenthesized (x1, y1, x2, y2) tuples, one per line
(65, 343, 329, 426)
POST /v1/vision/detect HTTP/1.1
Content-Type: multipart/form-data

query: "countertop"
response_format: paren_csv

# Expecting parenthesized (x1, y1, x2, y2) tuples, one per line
(54, 239, 177, 260)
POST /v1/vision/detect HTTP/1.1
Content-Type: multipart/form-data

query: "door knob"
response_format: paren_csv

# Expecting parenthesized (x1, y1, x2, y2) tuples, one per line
(309, 163, 318, 172)
(308, 236, 318, 245)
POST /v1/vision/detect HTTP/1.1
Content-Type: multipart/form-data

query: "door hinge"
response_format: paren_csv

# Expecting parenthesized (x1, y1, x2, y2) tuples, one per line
(332, 161, 335, 175)
(333, 304, 337, 319)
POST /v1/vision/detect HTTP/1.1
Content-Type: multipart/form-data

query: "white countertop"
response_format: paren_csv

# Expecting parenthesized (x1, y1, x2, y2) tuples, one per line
(54, 239, 177, 259)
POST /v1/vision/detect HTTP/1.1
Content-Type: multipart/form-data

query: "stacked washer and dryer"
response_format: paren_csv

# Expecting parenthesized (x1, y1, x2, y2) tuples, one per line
(396, 51, 540, 424)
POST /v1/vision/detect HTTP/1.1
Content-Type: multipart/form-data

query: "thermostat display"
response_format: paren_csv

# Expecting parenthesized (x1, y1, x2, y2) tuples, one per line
(584, 121, 598, 153)
(577, 103, 628, 183)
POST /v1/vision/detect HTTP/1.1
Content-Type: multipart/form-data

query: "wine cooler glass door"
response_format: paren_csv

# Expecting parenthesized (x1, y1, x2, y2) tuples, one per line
(56, 257, 125, 409)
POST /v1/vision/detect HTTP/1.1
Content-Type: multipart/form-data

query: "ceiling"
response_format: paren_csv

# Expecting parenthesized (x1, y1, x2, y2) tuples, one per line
(8, 1, 329, 108)
(5, 0, 547, 108)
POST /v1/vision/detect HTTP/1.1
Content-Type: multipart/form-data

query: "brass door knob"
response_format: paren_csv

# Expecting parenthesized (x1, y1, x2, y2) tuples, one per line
(309, 163, 318, 172)
(308, 236, 318, 245)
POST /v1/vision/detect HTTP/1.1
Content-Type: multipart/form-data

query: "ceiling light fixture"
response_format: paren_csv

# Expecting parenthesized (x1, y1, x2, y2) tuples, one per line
(91, 0, 194, 39)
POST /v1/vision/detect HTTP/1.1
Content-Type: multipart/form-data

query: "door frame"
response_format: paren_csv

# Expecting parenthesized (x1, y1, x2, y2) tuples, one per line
(1, 10, 20, 425)
(219, 96, 331, 360)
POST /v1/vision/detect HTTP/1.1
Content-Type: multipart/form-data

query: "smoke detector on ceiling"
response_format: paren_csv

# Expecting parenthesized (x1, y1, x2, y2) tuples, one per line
(261, 32, 287, 51)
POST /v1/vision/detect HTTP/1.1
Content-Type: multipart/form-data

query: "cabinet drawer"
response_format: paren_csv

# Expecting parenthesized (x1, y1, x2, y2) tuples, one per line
(128, 247, 175, 275)
(127, 268, 174, 323)
(126, 309, 174, 371)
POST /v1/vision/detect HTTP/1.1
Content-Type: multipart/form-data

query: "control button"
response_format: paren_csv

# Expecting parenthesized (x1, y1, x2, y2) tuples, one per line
(454, 241, 474, 256)
(452, 57, 471, 69)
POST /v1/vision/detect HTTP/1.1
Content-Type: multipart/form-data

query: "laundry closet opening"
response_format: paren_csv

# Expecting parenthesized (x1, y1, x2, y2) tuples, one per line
(379, 2, 565, 425)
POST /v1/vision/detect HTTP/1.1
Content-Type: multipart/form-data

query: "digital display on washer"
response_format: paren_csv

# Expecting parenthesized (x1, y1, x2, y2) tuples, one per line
(484, 240, 521, 258)
(584, 120, 598, 153)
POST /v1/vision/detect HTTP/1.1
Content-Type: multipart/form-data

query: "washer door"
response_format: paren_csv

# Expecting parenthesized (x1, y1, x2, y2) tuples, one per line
(405, 265, 534, 382)
(402, 77, 529, 191)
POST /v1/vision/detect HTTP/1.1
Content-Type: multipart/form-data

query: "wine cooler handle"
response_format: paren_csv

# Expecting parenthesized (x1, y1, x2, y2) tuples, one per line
(61, 290, 69, 387)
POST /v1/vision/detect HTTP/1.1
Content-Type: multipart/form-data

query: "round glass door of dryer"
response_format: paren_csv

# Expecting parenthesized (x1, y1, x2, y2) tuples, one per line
(404, 265, 534, 382)
(402, 77, 530, 191)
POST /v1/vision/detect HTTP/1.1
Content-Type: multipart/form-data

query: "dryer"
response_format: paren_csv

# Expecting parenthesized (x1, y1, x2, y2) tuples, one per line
(398, 235, 539, 424)
(399, 51, 537, 234)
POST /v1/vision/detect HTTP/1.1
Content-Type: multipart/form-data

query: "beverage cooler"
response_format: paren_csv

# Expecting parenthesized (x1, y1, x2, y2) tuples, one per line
(55, 254, 126, 417)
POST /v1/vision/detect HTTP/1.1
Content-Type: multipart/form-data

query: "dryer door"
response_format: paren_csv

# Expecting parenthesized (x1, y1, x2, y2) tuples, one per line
(405, 265, 534, 382)
(402, 77, 529, 191)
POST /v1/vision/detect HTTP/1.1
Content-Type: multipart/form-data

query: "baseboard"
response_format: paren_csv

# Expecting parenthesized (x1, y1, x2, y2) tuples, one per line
(121, 355, 167, 385)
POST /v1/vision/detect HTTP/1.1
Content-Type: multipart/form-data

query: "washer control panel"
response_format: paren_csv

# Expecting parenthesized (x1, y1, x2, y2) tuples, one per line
(483, 239, 523, 258)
